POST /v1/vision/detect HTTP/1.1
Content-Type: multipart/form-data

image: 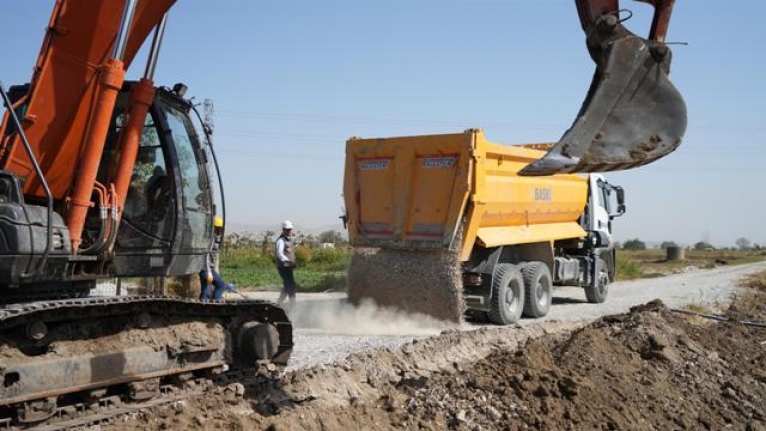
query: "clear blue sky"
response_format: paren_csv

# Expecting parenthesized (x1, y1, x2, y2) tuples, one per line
(2, 1, 764, 247)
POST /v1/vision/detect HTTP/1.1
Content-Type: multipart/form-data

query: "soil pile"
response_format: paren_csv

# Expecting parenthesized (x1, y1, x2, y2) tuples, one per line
(347, 247, 464, 323)
(388, 300, 766, 430)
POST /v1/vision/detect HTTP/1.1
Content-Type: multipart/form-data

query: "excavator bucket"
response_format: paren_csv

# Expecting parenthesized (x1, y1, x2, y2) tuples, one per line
(519, 0, 687, 176)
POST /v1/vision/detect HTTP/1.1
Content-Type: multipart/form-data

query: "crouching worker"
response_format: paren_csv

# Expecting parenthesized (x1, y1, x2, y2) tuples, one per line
(199, 216, 237, 301)
(199, 266, 229, 301)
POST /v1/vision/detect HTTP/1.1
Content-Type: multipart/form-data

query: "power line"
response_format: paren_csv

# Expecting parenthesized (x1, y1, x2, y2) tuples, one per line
(216, 149, 340, 161)
(215, 109, 766, 134)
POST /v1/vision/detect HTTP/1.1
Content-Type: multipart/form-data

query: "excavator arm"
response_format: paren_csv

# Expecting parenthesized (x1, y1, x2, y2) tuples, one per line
(519, 0, 687, 175)
(0, 0, 175, 251)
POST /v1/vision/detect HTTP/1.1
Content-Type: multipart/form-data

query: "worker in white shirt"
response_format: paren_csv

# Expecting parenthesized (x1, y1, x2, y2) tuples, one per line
(275, 220, 297, 305)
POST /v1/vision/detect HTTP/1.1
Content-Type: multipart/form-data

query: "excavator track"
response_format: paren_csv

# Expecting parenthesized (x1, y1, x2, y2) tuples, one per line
(0, 367, 273, 430)
(0, 296, 292, 426)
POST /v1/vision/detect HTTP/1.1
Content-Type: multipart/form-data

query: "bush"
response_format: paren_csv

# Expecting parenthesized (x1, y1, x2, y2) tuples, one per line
(294, 245, 312, 265)
(311, 247, 350, 266)
(622, 238, 646, 251)
(616, 253, 644, 280)
(660, 241, 677, 250)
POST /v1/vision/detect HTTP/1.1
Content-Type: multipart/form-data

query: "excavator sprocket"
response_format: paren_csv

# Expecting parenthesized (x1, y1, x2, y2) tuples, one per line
(519, 0, 687, 176)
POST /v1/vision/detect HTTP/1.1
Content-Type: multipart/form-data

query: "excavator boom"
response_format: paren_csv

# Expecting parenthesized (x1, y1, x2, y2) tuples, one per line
(0, 0, 175, 199)
(519, 0, 687, 175)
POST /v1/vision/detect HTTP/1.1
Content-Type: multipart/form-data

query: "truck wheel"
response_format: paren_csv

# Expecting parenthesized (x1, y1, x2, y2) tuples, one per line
(488, 263, 525, 325)
(521, 262, 552, 318)
(585, 258, 610, 303)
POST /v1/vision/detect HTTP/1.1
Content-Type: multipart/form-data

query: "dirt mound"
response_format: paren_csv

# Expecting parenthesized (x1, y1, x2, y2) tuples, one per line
(429, 300, 765, 430)
(118, 298, 766, 430)
(347, 247, 464, 323)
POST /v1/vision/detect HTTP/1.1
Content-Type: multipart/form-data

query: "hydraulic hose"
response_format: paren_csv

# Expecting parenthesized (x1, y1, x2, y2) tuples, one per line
(670, 308, 766, 329)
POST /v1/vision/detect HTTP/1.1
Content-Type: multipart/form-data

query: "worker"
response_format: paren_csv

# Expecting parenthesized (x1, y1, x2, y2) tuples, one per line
(275, 220, 298, 306)
(199, 216, 236, 301)
(146, 166, 169, 206)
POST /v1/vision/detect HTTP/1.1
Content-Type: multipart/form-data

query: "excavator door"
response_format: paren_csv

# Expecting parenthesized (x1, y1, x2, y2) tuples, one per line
(519, 0, 687, 176)
(101, 84, 215, 277)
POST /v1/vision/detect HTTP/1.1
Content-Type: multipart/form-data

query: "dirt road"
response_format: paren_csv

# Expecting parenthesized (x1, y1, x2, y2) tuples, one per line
(248, 261, 766, 371)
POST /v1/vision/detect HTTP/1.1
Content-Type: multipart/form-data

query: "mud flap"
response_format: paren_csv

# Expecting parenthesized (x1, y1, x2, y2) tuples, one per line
(519, 0, 687, 176)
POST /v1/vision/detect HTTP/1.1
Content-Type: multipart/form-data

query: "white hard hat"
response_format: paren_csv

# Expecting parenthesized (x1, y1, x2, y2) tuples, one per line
(282, 220, 294, 230)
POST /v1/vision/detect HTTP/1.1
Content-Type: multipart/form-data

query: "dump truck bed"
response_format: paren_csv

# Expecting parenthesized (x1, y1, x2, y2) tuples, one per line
(344, 129, 590, 262)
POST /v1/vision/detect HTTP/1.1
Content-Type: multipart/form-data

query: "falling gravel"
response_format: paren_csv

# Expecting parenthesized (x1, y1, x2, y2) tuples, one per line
(347, 247, 465, 323)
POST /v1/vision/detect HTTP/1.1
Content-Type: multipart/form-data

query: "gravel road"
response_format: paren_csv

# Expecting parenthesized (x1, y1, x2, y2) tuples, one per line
(247, 261, 766, 371)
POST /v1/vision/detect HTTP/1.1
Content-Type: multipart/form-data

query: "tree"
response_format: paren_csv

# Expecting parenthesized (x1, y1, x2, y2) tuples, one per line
(318, 230, 342, 245)
(735, 237, 752, 251)
(622, 238, 646, 250)
(660, 241, 677, 250)
(261, 230, 275, 254)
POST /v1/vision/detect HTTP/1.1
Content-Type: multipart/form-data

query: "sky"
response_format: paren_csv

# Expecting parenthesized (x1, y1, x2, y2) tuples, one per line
(1, 0, 764, 248)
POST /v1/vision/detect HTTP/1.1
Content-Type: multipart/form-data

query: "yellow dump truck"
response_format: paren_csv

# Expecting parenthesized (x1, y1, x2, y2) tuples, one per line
(342, 129, 625, 325)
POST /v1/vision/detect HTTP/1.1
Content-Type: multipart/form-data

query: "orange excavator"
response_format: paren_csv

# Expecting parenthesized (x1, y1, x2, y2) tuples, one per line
(0, 0, 685, 426)
(0, 1, 291, 425)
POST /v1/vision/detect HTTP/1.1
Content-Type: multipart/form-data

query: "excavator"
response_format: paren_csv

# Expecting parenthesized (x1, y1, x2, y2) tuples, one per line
(0, 0, 685, 427)
(0, 0, 291, 426)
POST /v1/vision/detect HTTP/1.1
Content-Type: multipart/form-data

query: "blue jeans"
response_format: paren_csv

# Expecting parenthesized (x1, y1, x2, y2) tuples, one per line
(199, 268, 226, 301)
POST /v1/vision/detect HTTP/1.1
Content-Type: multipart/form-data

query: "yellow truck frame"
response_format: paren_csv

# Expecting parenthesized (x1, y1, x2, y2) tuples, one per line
(343, 129, 626, 324)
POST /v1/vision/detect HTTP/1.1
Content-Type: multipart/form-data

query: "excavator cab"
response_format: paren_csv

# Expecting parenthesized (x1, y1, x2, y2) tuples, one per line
(0, 80, 217, 288)
(519, 0, 687, 176)
(98, 82, 216, 277)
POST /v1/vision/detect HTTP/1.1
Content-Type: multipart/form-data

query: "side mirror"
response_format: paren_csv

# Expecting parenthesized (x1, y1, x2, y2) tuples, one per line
(610, 186, 626, 218)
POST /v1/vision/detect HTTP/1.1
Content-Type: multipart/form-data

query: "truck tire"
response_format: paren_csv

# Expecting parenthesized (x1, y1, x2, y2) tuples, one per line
(521, 262, 552, 318)
(488, 263, 525, 325)
(585, 258, 610, 303)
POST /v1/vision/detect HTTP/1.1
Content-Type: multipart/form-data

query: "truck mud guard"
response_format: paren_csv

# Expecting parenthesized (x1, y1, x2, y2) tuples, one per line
(519, 0, 687, 176)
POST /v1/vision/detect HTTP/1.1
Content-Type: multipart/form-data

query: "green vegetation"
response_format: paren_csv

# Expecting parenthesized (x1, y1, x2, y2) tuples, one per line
(615, 253, 645, 280)
(218, 245, 351, 292)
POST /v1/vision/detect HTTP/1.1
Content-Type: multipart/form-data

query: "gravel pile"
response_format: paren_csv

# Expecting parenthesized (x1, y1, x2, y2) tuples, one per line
(347, 247, 464, 323)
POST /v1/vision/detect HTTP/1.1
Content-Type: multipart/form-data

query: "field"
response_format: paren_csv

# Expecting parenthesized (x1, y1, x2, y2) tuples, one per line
(618, 248, 766, 279)
(219, 244, 766, 291)
(218, 246, 350, 292)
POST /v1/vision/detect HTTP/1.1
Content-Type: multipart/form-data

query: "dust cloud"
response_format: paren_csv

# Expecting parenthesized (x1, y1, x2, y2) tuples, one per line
(284, 298, 457, 336)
